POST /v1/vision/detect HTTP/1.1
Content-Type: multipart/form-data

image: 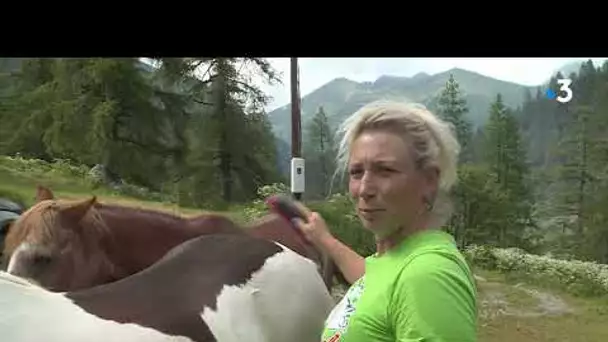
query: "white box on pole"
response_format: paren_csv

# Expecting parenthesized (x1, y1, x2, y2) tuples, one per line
(290, 157, 305, 194)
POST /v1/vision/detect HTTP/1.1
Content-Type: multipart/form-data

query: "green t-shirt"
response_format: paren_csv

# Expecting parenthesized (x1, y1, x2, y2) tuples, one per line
(321, 229, 477, 342)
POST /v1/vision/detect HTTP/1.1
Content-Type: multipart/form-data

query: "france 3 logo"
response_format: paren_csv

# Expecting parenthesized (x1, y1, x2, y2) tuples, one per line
(545, 78, 573, 104)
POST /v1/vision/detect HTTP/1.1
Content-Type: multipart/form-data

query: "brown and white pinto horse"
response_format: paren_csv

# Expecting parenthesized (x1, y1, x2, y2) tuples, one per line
(3, 186, 337, 292)
(1, 233, 335, 342)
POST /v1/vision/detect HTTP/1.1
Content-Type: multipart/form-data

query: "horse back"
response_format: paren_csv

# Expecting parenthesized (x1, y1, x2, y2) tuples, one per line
(186, 214, 244, 236)
(96, 206, 242, 272)
(67, 234, 333, 342)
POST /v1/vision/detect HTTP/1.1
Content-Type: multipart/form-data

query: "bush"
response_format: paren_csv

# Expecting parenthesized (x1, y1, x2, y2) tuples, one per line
(0, 154, 90, 181)
(465, 244, 608, 297)
(256, 183, 290, 199)
(239, 183, 291, 222)
(464, 244, 498, 269)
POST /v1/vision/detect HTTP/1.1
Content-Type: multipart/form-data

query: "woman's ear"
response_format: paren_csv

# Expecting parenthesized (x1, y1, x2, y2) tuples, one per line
(422, 165, 440, 209)
(424, 165, 440, 188)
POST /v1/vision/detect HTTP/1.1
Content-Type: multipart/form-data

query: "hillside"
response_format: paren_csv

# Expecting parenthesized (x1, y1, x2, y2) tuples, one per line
(267, 60, 605, 145)
(268, 67, 535, 144)
(268, 67, 539, 177)
(549, 60, 588, 81)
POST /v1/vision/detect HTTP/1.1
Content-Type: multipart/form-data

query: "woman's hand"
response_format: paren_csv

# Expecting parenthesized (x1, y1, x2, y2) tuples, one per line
(291, 201, 366, 284)
(291, 203, 333, 248)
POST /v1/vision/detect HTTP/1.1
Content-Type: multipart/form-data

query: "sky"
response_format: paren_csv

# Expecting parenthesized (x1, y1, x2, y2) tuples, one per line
(256, 58, 608, 111)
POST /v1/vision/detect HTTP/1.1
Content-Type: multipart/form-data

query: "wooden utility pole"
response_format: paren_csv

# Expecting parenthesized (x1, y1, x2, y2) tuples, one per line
(290, 57, 304, 200)
(291, 57, 302, 158)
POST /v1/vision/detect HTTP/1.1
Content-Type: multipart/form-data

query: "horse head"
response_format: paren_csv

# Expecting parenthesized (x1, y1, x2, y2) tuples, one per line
(3, 188, 115, 291)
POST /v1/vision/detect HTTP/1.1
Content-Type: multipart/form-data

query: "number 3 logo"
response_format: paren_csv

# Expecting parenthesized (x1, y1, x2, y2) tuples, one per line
(556, 78, 573, 103)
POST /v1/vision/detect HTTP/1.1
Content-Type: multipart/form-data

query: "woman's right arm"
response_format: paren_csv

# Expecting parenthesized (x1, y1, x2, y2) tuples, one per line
(294, 211, 366, 284)
(318, 232, 366, 284)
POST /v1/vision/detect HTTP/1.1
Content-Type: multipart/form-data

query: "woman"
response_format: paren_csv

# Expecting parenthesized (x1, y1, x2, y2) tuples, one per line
(293, 100, 478, 342)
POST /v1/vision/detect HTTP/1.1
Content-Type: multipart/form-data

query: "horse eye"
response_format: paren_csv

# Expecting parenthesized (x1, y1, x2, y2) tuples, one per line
(33, 255, 53, 265)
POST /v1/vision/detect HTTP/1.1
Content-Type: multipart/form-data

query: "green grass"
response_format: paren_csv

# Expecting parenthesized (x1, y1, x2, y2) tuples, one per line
(0, 156, 233, 218)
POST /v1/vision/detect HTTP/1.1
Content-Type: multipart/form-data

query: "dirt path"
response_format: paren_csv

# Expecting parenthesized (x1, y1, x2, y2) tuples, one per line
(476, 272, 608, 342)
(476, 275, 574, 320)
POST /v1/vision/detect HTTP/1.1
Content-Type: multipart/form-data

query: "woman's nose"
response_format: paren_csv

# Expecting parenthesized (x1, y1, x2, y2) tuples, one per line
(358, 172, 377, 199)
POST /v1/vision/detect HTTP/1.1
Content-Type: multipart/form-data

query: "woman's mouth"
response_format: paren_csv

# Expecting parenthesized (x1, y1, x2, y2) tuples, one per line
(358, 208, 384, 219)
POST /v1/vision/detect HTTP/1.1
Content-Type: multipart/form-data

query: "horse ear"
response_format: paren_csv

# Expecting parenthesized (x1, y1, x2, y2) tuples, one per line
(35, 185, 55, 202)
(60, 197, 97, 223)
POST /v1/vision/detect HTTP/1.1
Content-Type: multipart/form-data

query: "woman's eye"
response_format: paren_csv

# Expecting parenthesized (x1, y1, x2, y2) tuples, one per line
(349, 169, 363, 177)
(378, 166, 395, 174)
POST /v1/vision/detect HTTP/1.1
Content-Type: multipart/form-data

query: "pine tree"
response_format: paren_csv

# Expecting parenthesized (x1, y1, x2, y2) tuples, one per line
(554, 61, 608, 260)
(0, 58, 193, 190)
(482, 93, 534, 248)
(436, 73, 473, 163)
(0, 58, 57, 159)
(156, 57, 281, 205)
(304, 106, 336, 198)
(555, 105, 593, 237)
(449, 163, 513, 248)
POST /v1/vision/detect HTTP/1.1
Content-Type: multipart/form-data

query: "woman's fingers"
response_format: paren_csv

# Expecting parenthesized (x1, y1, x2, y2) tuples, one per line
(291, 217, 305, 229)
(293, 200, 313, 218)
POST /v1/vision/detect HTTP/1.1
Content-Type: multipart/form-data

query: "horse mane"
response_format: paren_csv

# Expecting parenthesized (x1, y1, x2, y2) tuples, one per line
(94, 202, 189, 222)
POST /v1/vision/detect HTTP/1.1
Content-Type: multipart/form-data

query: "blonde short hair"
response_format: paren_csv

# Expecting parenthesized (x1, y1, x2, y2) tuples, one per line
(334, 100, 461, 226)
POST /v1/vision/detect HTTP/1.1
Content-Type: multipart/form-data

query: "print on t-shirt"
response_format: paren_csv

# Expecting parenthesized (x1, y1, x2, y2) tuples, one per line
(322, 277, 366, 342)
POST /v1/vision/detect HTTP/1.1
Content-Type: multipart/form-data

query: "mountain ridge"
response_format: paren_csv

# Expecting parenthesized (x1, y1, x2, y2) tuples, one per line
(268, 66, 538, 145)
(267, 59, 602, 117)
(266, 61, 599, 177)
(267, 60, 603, 142)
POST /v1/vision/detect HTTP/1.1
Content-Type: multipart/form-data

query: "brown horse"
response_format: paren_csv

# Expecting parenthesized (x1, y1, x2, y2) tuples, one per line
(3, 186, 337, 292)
